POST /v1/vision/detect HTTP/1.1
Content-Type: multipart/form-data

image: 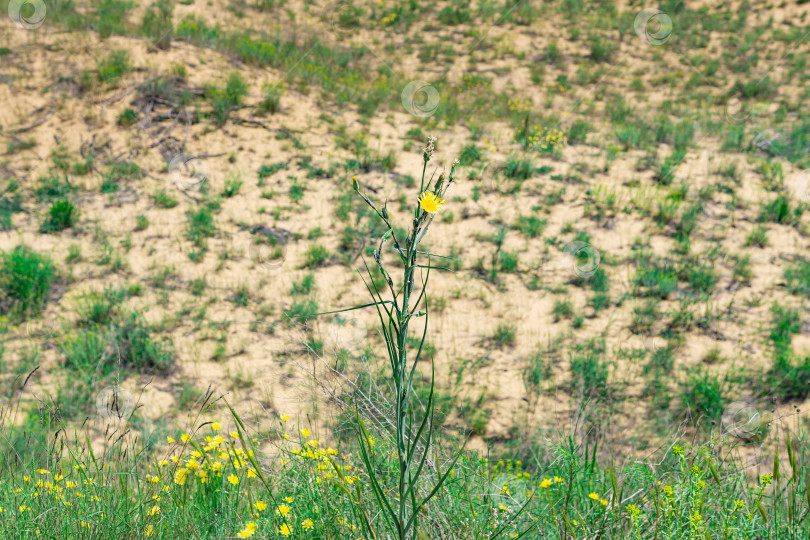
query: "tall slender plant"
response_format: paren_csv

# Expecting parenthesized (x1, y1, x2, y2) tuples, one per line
(326, 136, 461, 539)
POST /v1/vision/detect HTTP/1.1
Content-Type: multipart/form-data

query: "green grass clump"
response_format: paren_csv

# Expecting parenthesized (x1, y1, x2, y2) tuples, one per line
(40, 199, 78, 232)
(185, 199, 220, 254)
(0, 246, 56, 320)
(784, 259, 810, 298)
(207, 72, 248, 126)
(97, 49, 133, 86)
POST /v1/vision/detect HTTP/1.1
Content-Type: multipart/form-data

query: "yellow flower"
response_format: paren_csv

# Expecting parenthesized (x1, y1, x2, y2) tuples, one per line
(280, 414, 290, 422)
(301, 428, 311, 438)
(600, 499, 609, 506)
(498, 503, 508, 511)
(211, 422, 221, 431)
(145, 524, 154, 537)
(284, 496, 293, 503)
(174, 468, 189, 485)
(166, 436, 175, 444)
(147, 505, 160, 516)
(279, 523, 292, 536)
(277, 504, 291, 516)
(539, 478, 553, 488)
(227, 475, 239, 485)
(418, 191, 446, 214)
(760, 473, 772, 486)
(302, 518, 314, 530)
(230, 431, 239, 439)
(589, 492, 599, 500)
(181, 434, 190, 443)
(237, 522, 258, 538)
(255, 501, 267, 511)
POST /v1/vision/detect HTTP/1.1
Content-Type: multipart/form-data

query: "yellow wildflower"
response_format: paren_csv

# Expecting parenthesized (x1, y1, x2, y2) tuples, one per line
(418, 191, 446, 214)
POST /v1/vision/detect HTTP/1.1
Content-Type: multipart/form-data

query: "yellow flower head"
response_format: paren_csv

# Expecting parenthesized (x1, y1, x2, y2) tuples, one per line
(227, 474, 239, 485)
(237, 522, 257, 538)
(173, 469, 189, 485)
(277, 504, 291, 516)
(255, 501, 267, 511)
(760, 473, 772, 486)
(539, 478, 553, 489)
(211, 422, 221, 431)
(278, 523, 292, 537)
(588, 492, 599, 500)
(418, 191, 446, 214)
(302, 519, 314, 530)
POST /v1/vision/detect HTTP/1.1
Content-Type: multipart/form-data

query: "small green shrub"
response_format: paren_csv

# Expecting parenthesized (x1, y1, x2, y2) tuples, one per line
(97, 49, 133, 86)
(258, 82, 284, 114)
(40, 199, 78, 233)
(141, 0, 174, 50)
(303, 244, 329, 268)
(785, 259, 810, 298)
(208, 72, 248, 126)
(0, 245, 56, 320)
(117, 107, 139, 126)
(679, 367, 725, 419)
